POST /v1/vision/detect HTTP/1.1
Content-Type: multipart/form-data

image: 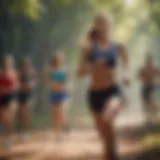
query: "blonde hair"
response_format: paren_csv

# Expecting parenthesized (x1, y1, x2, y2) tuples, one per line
(88, 12, 113, 42)
(94, 12, 112, 24)
(50, 50, 64, 67)
(2, 54, 14, 69)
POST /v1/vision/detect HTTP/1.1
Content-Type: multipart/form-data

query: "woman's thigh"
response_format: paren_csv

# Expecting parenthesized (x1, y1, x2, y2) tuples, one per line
(0, 107, 12, 124)
(51, 103, 65, 121)
(91, 111, 106, 137)
(104, 96, 123, 122)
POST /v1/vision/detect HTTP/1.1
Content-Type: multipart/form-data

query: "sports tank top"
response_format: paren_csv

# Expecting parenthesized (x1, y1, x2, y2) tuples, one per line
(88, 42, 118, 68)
(50, 69, 67, 83)
(20, 70, 34, 84)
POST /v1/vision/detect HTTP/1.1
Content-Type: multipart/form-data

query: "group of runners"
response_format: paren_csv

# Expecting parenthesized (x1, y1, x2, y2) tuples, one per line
(0, 13, 160, 160)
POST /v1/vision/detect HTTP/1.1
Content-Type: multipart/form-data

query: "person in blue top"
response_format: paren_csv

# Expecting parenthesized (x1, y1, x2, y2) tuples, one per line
(78, 13, 130, 160)
(45, 51, 69, 139)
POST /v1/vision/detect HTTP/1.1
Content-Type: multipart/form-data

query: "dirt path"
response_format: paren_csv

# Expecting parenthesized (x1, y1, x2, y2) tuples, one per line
(0, 128, 155, 160)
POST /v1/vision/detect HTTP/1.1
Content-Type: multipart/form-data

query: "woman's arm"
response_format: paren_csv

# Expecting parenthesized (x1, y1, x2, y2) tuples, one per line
(78, 42, 91, 77)
(158, 68, 160, 86)
(31, 68, 37, 88)
(12, 69, 20, 92)
(154, 67, 160, 86)
(118, 43, 130, 86)
(66, 71, 72, 92)
(138, 67, 144, 81)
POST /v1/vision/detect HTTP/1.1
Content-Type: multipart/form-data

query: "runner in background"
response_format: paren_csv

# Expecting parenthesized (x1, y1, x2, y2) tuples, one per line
(138, 53, 160, 127)
(17, 56, 37, 140)
(0, 55, 19, 148)
(44, 51, 70, 141)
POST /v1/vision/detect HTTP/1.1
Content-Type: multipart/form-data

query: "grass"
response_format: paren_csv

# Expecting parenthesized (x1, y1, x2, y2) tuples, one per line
(31, 112, 50, 129)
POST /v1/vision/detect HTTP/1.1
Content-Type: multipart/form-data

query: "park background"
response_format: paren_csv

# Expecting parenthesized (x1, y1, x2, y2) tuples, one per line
(0, 0, 160, 159)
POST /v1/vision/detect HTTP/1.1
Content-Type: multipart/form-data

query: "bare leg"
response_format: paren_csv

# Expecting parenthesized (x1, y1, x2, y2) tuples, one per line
(92, 112, 106, 139)
(144, 92, 157, 126)
(51, 103, 64, 137)
(92, 112, 115, 160)
(104, 121, 117, 160)
(103, 97, 122, 160)
(0, 107, 13, 148)
(62, 102, 70, 133)
(150, 97, 157, 123)
(18, 102, 31, 132)
(1, 108, 13, 136)
(144, 101, 157, 128)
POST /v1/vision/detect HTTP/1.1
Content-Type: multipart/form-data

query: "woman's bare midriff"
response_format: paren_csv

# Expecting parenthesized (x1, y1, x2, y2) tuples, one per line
(141, 73, 156, 86)
(141, 79, 155, 87)
(89, 65, 116, 90)
(51, 81, 66, 92)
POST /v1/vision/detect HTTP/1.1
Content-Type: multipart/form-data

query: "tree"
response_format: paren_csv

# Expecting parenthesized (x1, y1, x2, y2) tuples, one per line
(0, 0, 42, 60)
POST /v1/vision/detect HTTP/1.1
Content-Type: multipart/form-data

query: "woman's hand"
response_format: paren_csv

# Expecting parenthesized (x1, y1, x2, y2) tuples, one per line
(119, 43, 131, 87)
(123, 72, 131, 87)
(78, 41, 91, 77)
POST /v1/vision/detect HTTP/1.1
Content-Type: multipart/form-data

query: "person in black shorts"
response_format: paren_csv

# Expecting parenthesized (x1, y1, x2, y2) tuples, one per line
(18, 56, 37, 139)
(78, 13, 130, 160)
(138, 53, 160, 125)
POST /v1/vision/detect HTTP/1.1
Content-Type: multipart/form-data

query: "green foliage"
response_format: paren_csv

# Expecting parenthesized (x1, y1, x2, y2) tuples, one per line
(9, 0, 42, 19)
(146, 0, 160, 31)
(0, 0, 160, 118)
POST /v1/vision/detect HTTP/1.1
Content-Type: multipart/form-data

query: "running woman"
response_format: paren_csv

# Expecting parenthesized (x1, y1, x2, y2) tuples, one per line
(138, 53, 160, 126)
(0, 55, 19, 148)
(45, 52, 69, 139)
(78, 13, 130, 160)
(18, 57, 37, 139)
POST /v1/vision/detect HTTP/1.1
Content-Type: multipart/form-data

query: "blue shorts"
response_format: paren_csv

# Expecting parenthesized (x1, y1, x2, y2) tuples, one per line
(50, 91, 67, 104)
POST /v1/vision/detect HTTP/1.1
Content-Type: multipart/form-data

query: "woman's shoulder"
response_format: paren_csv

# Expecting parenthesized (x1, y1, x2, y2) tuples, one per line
(111, 41, 127, 56)
(81, 39, 92, 52)
(110, 40, 125, 49)
(4, 70, 16, 80)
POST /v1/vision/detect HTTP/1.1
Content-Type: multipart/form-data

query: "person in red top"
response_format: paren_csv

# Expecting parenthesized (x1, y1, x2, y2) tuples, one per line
(0, 55, 19, 148)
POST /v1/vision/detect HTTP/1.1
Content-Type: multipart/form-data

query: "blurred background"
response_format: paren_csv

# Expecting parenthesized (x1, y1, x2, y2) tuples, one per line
(0, 0, 160, 159)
